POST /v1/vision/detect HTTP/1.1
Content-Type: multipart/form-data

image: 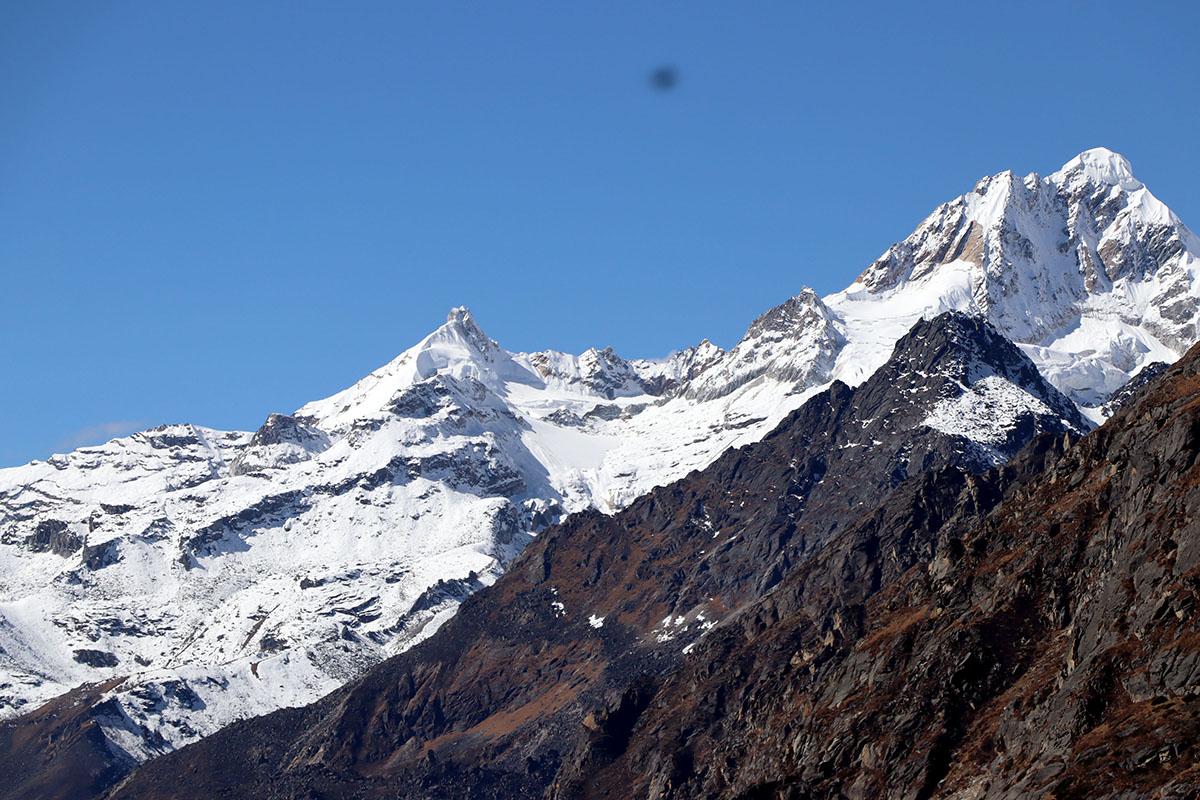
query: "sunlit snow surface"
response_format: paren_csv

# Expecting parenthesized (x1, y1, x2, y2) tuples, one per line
(1, 148, 1198, 762)
(827, 147, 1200, 405)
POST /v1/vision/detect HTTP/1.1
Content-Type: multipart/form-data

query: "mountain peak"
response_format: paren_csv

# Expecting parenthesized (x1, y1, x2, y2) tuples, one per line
(870, 311, 1088, 463)
(685, 288, 841, 401)
(829, 148, 1195, 403)
(442, 305, 490, 346)
(445, 305, 476, 327)
(428, 305, 500, 363)
(744, 286, 833, 339)
(1052, 147, 1142, 191)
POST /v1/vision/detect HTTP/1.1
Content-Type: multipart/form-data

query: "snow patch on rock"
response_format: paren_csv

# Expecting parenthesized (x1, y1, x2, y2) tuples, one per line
(922, 376, 1056, 458)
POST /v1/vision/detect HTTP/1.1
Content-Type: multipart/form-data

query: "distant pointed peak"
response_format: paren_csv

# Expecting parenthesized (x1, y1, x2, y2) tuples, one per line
(1052, 147, 1142, 191)
(675, 338, 724, 363)
(446, 305, 477, 328)
(428, 305, 500, 362)
(744, 287, 835, 340)
(442, 305, 487, 338)
(577, 346, 633, 375)
(579, 345, 620, 360)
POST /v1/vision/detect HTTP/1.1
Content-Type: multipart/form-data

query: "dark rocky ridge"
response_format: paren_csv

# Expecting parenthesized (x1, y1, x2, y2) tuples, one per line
(564, 340, 1200, 799)
(93, 314, 1099, 799)
(1100, 360, 1170, 418)
(0, 679, 132, 800)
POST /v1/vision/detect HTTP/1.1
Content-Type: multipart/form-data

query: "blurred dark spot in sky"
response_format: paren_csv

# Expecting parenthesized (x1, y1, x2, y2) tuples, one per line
(648, 65, 679, 92)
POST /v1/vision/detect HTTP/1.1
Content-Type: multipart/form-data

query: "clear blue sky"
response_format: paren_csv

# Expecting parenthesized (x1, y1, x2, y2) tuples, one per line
(3, 1, 1199, 466)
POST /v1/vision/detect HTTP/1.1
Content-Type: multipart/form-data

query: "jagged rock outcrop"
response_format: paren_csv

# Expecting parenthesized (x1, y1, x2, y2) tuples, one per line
(226, 413, 330, 476)
(631, 339, 725, 397)
(1100, 360, 1170, 418)
(685, 288, 844, 402)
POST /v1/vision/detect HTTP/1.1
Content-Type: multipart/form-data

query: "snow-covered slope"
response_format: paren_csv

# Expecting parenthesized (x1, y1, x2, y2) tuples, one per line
(0, 306, 833, 764)
(0, 148, 1195, 768)
(827, 147, 1200, 407)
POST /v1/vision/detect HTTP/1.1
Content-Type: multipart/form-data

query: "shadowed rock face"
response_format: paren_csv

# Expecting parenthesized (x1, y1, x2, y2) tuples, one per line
(22, 519, 82, 557)
(1100, 360, 1171, 419)
(573, 344, 1200, 800)
(0, 680, 132, 800)
(89, 315, 1119, 800)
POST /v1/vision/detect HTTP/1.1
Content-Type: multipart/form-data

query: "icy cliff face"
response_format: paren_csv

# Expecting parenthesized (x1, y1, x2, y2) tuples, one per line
(0, 148, 1195, 766)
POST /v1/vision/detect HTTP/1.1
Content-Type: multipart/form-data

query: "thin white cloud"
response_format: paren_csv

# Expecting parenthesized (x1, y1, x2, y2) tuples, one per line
(55, 421, 148, 452)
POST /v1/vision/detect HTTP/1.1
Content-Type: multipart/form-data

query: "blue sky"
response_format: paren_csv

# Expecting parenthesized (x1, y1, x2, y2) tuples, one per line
(2, 1, 1198, 466)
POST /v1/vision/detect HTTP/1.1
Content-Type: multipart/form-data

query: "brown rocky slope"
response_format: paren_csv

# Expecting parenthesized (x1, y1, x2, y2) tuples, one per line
(564, 355, 1200, 799)
(562, 342, 1200, 799)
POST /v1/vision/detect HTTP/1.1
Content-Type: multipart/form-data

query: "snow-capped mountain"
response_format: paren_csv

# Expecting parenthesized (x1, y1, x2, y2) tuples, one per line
(0, 148, 1195, 771)
(684, 288, 844, 402)
(0, 306, 833, 766)
(827, 147, 1200, 412)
